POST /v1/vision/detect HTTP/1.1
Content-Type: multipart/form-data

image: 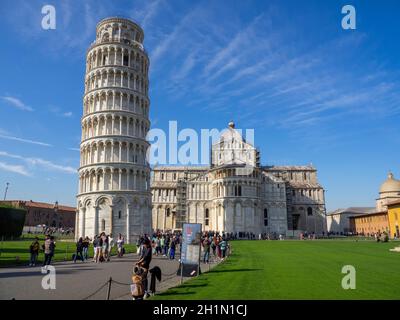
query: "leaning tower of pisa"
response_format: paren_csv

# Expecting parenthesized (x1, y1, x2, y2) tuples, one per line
(76, 17, 152, 243)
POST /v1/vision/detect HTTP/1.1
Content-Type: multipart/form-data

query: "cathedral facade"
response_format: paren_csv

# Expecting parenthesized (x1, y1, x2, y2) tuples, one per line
(151, 122, 327, 236)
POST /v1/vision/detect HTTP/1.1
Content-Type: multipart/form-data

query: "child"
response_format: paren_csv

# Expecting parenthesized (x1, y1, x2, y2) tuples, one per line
(131, 266, 146, 300)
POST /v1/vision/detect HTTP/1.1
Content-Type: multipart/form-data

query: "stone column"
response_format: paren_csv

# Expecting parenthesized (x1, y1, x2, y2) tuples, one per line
(94, 205, 99, 236)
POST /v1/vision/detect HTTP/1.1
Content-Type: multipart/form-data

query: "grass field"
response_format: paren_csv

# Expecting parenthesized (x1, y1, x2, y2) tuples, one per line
(0, 235, 136, 267)
(154, 240, 400, 300)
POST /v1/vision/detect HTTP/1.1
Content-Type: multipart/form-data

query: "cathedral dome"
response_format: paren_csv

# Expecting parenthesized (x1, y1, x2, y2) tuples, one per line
(379, 172, 400, 194)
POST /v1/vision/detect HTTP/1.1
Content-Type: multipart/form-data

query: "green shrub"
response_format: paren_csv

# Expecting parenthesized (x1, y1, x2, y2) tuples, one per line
(0, 207, 27, 239)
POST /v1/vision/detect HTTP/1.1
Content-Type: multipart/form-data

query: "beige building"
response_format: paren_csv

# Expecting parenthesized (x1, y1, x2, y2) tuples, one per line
(76, 17, 152, 243)
(329, 172, 400, 236)
(151, 122, 326, 236)
(327, 207, 375, 234)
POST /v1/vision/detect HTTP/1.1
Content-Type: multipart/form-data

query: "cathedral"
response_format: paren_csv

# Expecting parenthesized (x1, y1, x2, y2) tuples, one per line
(151, 121, 327, 236)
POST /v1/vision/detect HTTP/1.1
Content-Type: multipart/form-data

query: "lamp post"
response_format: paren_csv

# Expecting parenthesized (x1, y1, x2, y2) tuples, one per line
(3, 182, 9, 200)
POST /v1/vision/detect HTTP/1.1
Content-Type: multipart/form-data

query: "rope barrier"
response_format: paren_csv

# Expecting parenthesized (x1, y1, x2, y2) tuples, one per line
(80, 245, 231, 300)
(82, 281, 109, 300)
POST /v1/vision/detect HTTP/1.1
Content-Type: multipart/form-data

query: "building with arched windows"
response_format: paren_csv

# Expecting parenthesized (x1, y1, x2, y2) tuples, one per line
(151, 121, 327, 236)
(76, 17, 152, 243)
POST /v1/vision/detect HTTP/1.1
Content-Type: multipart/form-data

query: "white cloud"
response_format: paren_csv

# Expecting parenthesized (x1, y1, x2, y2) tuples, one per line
(0, 151, 76, 174)
(1, 96, 33, 111)
(0, 161, 30, 176)
(0, 134, 52, 147)
(62, 112, 73, 117)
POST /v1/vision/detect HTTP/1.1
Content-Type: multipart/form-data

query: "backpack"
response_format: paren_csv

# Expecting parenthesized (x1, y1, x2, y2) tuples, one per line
(131, 275, 144, 297)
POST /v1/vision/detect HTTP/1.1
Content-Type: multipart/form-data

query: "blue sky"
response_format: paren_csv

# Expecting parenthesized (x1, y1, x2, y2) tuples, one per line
(0, 0, 399, 211)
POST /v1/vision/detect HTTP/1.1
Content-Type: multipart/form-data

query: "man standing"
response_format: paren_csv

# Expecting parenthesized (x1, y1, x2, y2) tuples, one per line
(42, 235, 55, 267)
(136, 239, 152, 298)
(82, 236, 90, 261)
(202, 236, 210, 264)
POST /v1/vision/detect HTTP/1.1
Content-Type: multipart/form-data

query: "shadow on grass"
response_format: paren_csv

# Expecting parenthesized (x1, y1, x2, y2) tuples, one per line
(179, 283, 208, 289)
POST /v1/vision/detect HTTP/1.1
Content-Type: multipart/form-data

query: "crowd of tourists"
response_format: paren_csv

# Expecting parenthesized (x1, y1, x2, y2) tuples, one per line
(200, 231, 229, 263)
(141, 231, 182, 260)
(74, 233, 126, 263)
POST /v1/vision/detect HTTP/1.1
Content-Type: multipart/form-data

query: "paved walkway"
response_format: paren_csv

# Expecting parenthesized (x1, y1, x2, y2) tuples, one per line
(0, 253, 219, 300)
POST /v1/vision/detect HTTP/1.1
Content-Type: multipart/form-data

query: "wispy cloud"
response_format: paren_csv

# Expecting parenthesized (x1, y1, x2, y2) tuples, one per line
(1, 96, 33, 111)
(0, 161, 30, 176)
(0, 151, 76, 174)
(0, 134, 52, 147)
(62, 112, 73, 118)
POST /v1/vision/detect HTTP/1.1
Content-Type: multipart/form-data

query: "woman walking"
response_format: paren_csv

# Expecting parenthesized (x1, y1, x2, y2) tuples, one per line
(93, 235, 100, 263)
(74, 237, 84, 263)
(117, 234, 125, 257)
(82, 236, 90, 261)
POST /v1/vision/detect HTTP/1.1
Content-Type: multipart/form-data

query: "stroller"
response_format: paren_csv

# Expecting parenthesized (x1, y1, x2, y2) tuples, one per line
(131, 266, 147, 300)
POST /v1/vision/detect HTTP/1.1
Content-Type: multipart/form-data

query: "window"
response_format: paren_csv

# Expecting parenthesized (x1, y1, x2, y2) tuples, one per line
(166, 208, 170, 217)
(161, 173, 164, 180)
(303, 172, 307, 180)
(118, 210, 122, 219)
(173, 173, 176, 180)
(264, 209, 268, 226)
(292, 190, 296, 196)
(307, 207, 313, 216)
(123, 54, 129, 66)
(166, 189, 169, 196)
(101, 219, 105, 231)
(205, 209, 209, 226)
(174, 189, 176, 197)
(238, 185, 242, 196)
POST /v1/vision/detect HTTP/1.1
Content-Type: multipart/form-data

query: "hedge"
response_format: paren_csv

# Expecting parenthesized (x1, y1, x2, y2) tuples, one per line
(0, 207, 27, 239)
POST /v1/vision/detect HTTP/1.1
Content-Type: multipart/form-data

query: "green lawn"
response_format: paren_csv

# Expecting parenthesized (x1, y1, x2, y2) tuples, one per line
(0, 236, 136, 267)
(154, 240, 400, 300)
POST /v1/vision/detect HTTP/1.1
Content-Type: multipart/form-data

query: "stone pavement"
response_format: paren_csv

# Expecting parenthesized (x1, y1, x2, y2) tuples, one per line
(0, 253, 219, 300)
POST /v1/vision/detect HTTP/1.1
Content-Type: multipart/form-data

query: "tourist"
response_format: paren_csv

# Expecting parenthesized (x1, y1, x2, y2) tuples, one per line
(101, 233, 108, 261)
(136, 239, 152, 298)
(216, 236, 222, 259)
(220, 238, 227, 259)
(74, 237, 84, 263)
(82, 236, 90, 261)
(202, 236, 210, 264)
(108, 234, 114, 261)
(93, 235, 100, 263)
(160, 235, 165, 256)
(169, 238, 176, 260)
(42, 235, 55, 267)
(155, 236, 161, 256)
(117, 233, 125, 257)
(29, 237, 40, 267)
(164, 235, 170, 257)
(211, 236, 217, 257)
